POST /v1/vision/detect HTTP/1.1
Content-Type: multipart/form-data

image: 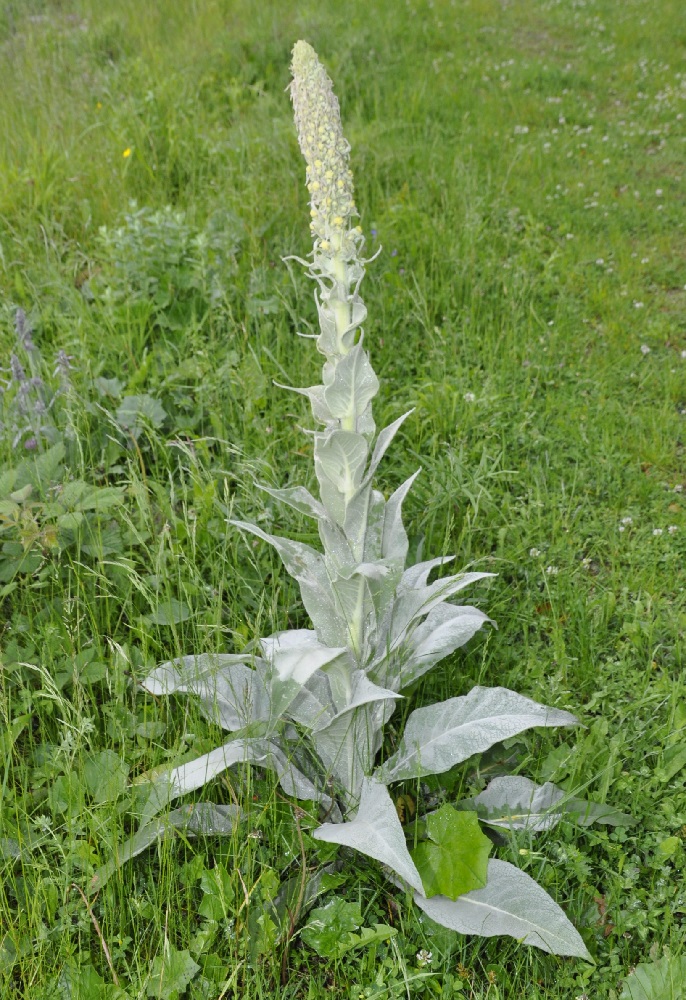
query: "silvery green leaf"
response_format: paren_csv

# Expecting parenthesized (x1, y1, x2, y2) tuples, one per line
(91, 803, 241, 892)
(312, 705, 377, 802)
(230, 520, 345, 645)
(320, 518, 356, 575)
(330, 571, 377, 657)
(140, 739, 271, 825)
(311, 672, 402, 733)
(462, 776, 567, 832)
(142, 655, 268, 731)
(399, 604, 492, 687)
(323, 342, 379, 421)
(259, 628, 322, 657)
(366, 410, 413, 479)
(266, 743, 335, 809)
(400, 555, 455, 590)
(377, 687, 577, 782)
(143, 653, 251, 697)
(413, 859, 591, 959)
(287, 670, 336, 729)
(381, 470, 421, 565)
(258, 484, 326, 520)
(384, 571, 495, 652)
(315, 430, 369, 522)
(462, 776, 636, 831)
(267, 642, 348, 721)
(313, 777, 424, 893)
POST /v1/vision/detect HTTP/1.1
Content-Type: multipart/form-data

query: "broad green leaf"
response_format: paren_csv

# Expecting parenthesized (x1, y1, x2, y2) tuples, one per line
(301, 898, 362, 958)
(116, 394, 167, 439)
(147, 946, 199, 999)
(313, 777, 424, 893)
(410, 806, 491, 900)
(461, 776, 636, 831)
(58, 961, 129, 999)
(620, 955, 686, 1000)
(148, 599, 192, 625)
(83, 750, 130, 804)
(414, 859, 591, 959)
(378, 687, 577, 782)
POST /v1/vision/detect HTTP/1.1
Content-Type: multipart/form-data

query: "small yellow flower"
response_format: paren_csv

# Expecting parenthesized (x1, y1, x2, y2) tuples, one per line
(122, 147, 132, 159)
(96, 101, 102, 110)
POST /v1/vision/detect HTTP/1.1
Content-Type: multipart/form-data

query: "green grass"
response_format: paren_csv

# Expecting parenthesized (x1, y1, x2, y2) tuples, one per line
(0, 0, 685, 996)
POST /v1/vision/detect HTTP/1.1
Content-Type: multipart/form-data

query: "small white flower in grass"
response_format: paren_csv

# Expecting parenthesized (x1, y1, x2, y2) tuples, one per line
(545, 565, 559, 576)
(668, 525, 678, 534)
(653, 528, 663, 536)
(596, 258, 605, 265)
(416, 950, 433, 967)
(640, 344, 651, 355)
(634, 301, 644, 309)
(681, 350, 686, 359)
(566, 233, 574, 240)
(529, 547, 541, 557)
(618, 525, 625, 533)
(463, 391, 476, 403)
(674, 484, 684, 493)
(581, 557, 592, 568)
(621, 516, 633, 526)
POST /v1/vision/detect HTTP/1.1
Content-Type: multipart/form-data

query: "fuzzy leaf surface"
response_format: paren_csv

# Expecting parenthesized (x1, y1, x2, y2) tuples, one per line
(410, 806, 491, 900)
(378, 687, 577, 782)
(462, 776, 636, 831)
(414, 859, 591, 958)
(313, 777, 424, 892)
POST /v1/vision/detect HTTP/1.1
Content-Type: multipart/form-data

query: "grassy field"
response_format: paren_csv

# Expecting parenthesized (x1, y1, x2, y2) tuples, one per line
(0, 0, 685, 996)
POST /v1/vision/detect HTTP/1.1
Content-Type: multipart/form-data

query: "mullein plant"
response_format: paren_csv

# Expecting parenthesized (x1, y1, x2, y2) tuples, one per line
(97, 42, 633, 959)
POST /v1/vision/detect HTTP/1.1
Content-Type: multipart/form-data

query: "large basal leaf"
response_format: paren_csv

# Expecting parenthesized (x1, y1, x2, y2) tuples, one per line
(410, 806, 492, 900)
(139, 739, 271, 826)
(313, 777, 424, 893)
(620, 955, 686, 1000)
(413, 859, 591, 959)
(142, 654, 268, 731)
(462, 776, 636, 831)
(90, 803, 240, 892)
(377, 687, 577, 782)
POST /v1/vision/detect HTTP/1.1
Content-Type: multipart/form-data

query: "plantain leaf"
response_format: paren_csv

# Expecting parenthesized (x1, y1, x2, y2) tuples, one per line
(410, 806, 491, 900)
(620, 955, 686, 1000)
(377, 687, 577, 782)
(414, 859, 591, 959)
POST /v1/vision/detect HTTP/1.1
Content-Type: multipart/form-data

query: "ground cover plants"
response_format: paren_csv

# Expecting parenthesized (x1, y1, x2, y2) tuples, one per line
(0, 0, 684, 998)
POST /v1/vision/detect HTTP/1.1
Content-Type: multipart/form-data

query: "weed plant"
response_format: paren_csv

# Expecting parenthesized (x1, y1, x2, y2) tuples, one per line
(0, 1, 684, 998)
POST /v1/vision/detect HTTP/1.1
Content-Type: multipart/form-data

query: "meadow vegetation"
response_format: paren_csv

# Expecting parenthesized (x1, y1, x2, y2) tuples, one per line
(0, 0, 684, 997)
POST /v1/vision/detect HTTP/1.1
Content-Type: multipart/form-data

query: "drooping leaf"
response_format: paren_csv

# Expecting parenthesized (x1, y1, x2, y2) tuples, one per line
(399, 603, 492, 687)
(413, 859, 591, 959)
(619, 955, 686, 1000)
(378, 687, 577, 782)
(461, 776, 636, 831)
(90, 804, 240, 892)
(410, 806, 491, 900)
(313, 777, 424, 893)
(142, 653, 267, 731)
